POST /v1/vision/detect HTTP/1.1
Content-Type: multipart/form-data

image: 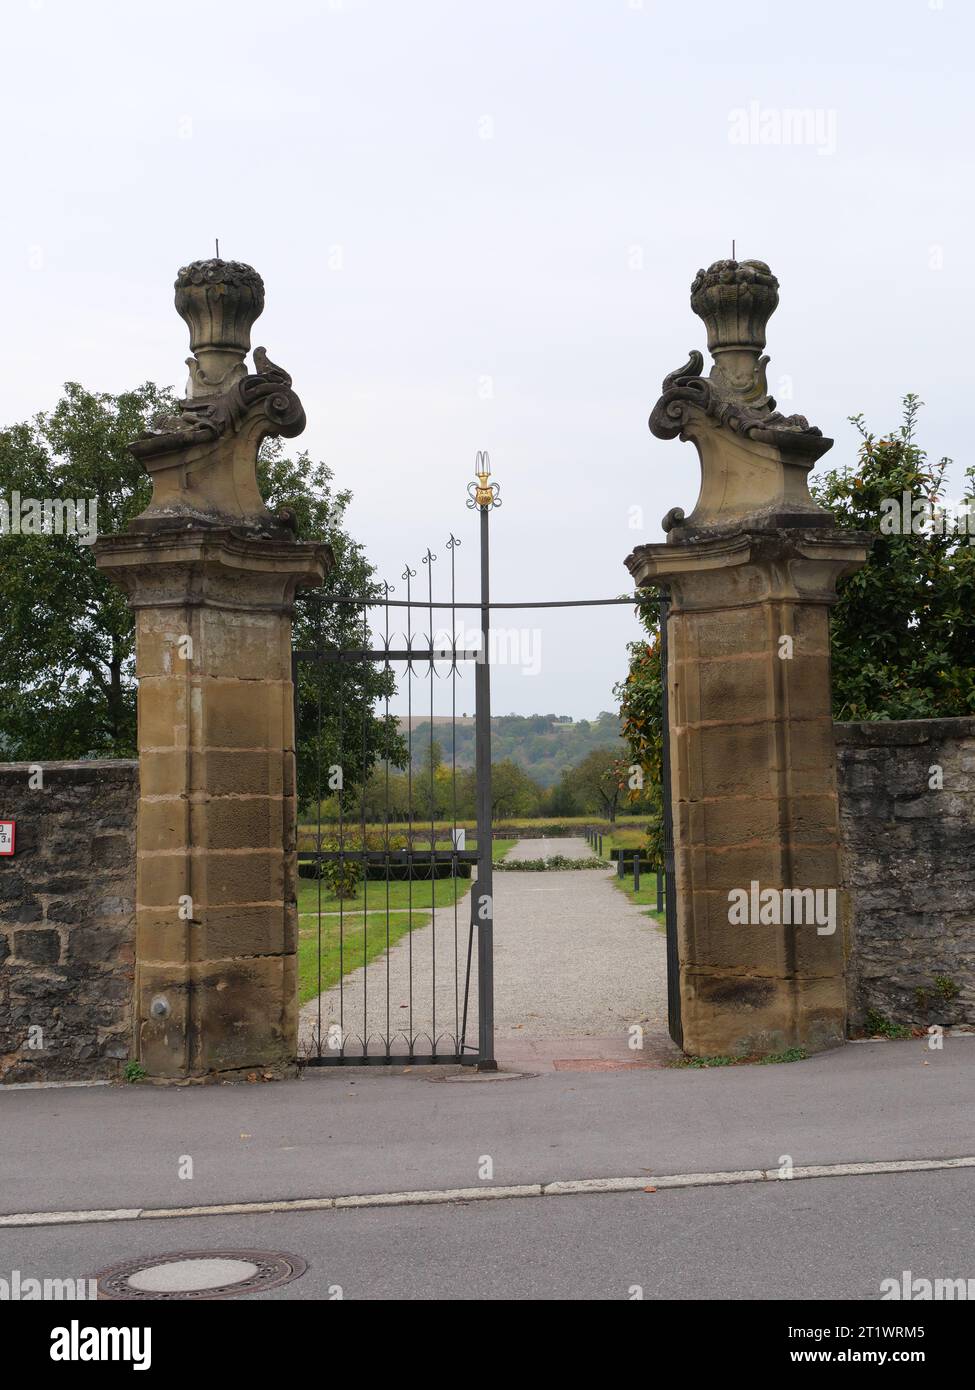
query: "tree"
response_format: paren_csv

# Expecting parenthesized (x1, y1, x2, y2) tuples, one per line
(0, 382, 405, 795)
(539, 776, 583, 817)
(614, 609, 664, 859)
(810, 395, 975, 720)
(0, 381, 164, 757)
(456, 759, 541, 820)
(267, 439, 405, 809)
(562, 746, 625, 822)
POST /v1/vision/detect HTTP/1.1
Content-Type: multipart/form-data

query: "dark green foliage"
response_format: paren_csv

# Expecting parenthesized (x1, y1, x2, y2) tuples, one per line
(0, 384, 405, 797)
(811, 395, 975, 721)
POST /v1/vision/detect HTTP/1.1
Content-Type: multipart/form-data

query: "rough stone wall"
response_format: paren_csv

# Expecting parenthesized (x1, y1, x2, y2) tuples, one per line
(0, 761, 137, 1082)
(836, 718, 975, 1031)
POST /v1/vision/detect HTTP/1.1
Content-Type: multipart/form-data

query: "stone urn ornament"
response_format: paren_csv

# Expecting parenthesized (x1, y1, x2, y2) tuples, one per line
(128, 258, 305, 535)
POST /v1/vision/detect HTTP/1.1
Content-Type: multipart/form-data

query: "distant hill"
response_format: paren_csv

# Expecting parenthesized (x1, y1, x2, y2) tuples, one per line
(400, 712, 624, 788)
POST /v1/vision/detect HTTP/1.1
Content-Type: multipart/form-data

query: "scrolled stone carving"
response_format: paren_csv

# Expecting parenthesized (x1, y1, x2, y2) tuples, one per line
(649, 347, 825, 456)
(647, 257, 835, 536)
(127, 259, 307, 535)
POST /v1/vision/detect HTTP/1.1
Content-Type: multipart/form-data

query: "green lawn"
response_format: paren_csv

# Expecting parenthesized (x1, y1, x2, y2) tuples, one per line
(297, 909, 429, 1005)
(611, 869, 666, 929)
(601, 827, 651, 853)
(297, 873, 483, 1006)
(298, 874, 474, 916)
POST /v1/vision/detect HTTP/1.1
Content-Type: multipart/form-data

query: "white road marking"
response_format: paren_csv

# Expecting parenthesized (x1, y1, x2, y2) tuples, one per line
(1, 1155, 972, 1229)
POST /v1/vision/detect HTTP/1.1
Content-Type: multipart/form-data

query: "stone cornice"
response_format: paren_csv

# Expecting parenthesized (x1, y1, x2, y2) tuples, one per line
(94, 526, 331, 611)
(626, 526, 874, 607)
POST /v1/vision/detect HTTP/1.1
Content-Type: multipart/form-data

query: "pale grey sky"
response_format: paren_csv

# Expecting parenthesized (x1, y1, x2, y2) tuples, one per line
(4, 0, 973, 717)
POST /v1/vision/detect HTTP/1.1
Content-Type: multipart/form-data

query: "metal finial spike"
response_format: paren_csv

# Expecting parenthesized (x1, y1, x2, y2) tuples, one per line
(467, 451, 501, 510)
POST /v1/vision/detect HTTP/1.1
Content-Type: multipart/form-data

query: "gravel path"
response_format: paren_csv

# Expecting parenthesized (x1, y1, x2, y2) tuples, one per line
(299, 836, 669, 1060)
(493, 839, 668, 1041)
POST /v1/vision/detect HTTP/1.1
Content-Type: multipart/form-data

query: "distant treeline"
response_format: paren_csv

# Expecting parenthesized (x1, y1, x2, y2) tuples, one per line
(306, 736, 655, 825)
(401, 711, 626, 789)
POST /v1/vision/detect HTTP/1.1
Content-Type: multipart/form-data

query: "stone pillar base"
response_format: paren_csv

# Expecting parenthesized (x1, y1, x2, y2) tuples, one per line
(96, 527, 327, 1080)
(629, 528, 870, 1058)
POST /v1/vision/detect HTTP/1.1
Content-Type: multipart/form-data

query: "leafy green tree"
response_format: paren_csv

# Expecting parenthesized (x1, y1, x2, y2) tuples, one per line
(539, 776, 583, 817)
(0, 382, 405, 795)
(614, 606, 664, 858)
(0, 381, 164, 757)
(455, 759, 541, 820)
(562, 746, 625, 822)
(266, 439, 404, 807)
(810, 395, 975, 720)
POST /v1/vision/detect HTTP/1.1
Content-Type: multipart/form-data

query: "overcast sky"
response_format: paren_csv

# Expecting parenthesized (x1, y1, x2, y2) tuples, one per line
(4, 0, 973, 718)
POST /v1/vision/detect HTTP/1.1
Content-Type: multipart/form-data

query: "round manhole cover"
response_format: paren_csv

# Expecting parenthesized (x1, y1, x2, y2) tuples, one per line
(95, 1250, 307, 1300)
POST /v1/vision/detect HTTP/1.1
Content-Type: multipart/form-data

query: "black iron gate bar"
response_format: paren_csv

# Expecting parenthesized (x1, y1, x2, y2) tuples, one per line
(296, 596, 640, 610)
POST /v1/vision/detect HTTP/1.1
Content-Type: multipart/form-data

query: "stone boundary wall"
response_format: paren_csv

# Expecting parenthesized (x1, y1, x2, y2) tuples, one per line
(836, 718, 975, 1031)
(0, 760, 137, 1083)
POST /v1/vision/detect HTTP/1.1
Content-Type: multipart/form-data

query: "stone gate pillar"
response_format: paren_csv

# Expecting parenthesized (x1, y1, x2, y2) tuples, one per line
(627, 259, 870, 1057)
(95, 259, 330, 1080)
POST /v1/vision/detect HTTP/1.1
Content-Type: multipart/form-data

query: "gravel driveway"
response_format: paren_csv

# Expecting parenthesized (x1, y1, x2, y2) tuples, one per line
(299, 836, 669, 1063)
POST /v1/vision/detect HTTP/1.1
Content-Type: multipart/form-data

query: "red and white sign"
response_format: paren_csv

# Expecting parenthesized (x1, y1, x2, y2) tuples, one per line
(0, 821, 15, 855)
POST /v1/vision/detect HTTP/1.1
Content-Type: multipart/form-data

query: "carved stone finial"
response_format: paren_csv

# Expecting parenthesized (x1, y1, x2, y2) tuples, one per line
(175, 258, 265, 400)
(126, 259, 305, 535)
(690, 258, 779, 353)
(648, 257, 833, 536)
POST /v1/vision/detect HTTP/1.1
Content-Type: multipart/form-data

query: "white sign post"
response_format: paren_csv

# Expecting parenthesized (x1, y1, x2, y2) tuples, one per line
(0, 821, 15, 856)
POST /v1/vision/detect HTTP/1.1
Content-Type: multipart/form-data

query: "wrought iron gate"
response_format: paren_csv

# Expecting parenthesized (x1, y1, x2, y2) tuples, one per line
(293, 458, 499, 1067)
(291, 454, 679, 1066)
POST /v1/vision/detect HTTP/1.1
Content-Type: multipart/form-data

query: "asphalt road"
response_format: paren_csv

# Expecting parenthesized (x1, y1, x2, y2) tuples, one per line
(2, 1168, 973, 1300)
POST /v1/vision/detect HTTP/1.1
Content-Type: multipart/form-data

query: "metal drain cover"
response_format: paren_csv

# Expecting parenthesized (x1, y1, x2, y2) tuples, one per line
(96, 1250, 307, 1300)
